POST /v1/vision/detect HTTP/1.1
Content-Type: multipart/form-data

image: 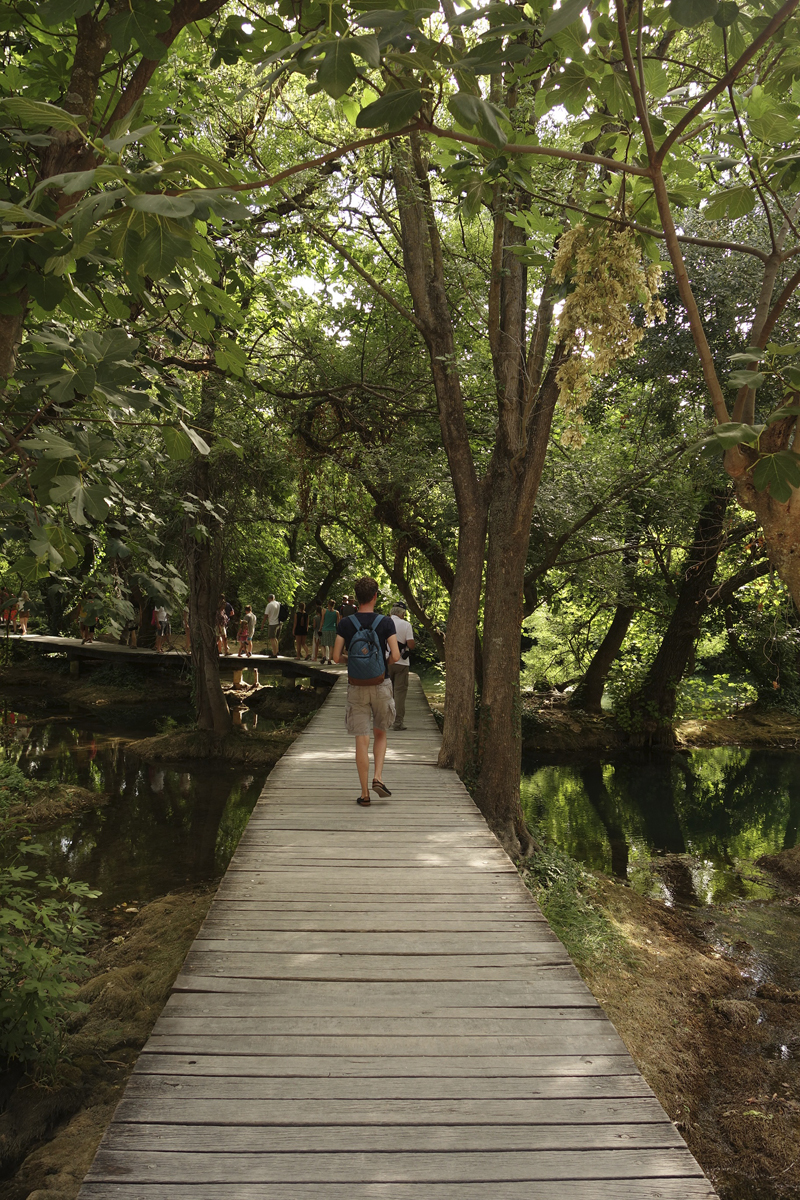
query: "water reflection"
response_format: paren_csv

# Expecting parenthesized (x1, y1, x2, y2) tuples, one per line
(1, 717, 267, 908)
(521, 747, 800, 906)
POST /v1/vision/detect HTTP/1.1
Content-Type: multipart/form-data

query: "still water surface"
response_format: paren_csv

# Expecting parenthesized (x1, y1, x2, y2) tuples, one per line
(2, 712, 267, 908)
(521, 747, 800, 989)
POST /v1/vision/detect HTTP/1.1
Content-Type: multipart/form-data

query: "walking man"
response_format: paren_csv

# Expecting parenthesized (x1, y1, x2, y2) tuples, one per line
(388, 602, 415, 730)
(261, 594, 281, 657)
(333, 576, 400, 807)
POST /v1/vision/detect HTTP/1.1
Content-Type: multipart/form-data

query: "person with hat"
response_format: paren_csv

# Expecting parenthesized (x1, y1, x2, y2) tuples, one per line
(388, 601, 415, 730)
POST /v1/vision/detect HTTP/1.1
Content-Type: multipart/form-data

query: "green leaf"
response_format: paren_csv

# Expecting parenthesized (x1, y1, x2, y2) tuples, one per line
(727, 348, 764, 361)
(37, 0, 96, 24)
(355, 89, 423, 130)
(179, 420, 211, 455)
(713, 0, 738, 25)
(106, 8, 170, 58)
(727, 369, 765, 388)
(767, 404, 800, 425)
(704, 186, 756, 220)
(9, 556, 49, 582)
(317, 43, 357, 100)
(448, 93, 507, 149)
(542, 0, 586, 42)
(0, 98, 86, 130)
(124, 193, 196, 219)
(709, 421, 764, 448)
(162, 427, 193, 460)
(26, 273, 68, 312)
(82, 485, 112, 521)
(137, 221, 194, 279)
(351, 34, 380, 68)
(752, 451, 800, 502)
(669, 0, 719, 27)
(643, 60, 670, 99)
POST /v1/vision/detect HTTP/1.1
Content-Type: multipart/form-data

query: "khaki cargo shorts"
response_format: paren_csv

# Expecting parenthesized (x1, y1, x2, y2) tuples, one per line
(345, 678, 396, 736)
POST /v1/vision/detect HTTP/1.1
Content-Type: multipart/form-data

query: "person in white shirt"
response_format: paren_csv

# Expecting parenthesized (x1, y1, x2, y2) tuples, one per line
(388, 603, 415, 730)
(260, 594, 281, 657)
(154, 604, 168, 654)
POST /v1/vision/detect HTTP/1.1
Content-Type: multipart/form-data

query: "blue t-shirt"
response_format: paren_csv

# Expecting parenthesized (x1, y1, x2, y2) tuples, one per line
(337, 612, 395, 679)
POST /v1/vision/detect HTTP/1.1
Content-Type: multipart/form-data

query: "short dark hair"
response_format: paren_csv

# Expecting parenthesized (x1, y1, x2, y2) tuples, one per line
(353, 576, 379, 605)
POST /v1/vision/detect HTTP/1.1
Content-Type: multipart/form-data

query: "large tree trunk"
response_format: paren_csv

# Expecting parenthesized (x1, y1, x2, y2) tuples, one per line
(185, 376, 231, 735)
(627, 489, 729, 747)
(473, 201, 563, 857)
(392, 135, 487, 774)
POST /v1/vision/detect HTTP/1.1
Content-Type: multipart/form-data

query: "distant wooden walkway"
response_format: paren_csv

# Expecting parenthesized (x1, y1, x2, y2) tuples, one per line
(78, 674, 716, 1199)
(7, 632, 338, 682)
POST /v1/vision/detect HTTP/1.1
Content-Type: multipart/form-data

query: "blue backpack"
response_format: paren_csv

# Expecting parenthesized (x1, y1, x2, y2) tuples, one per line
(348, 613, 385, 685)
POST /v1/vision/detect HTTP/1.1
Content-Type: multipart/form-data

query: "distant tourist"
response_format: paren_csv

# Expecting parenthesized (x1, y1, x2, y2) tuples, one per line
(311, 604, 323, 661)
(333, 576, 400, 807)
(388, 602, 415, 731)
(319, 599, 340, 665)
(79, 599, 98, 644)
(238, 604, 256, 657)
(181, 604, 190, 651)
(293, 602, 309, 659)
(261, 594, 281, 657)
(154, 603, 168, 653)
(215, 600, 230, 655)
(340, 595, 356, 620)
(16, 591, 30, 635)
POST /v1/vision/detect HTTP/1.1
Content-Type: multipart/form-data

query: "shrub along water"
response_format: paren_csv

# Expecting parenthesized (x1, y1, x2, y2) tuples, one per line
(0, 762, 99, 1068)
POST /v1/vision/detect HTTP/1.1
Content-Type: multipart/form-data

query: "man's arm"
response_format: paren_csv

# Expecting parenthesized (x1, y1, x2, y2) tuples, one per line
(332, 634, 345, 664)
(406, 638, 415, 651)
(387, 633, 401, 664)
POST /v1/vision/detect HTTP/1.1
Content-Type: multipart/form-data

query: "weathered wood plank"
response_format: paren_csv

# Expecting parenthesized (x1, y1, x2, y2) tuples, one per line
(120, 1074, 657, 1102)
(191, 933, 563, 952)
(142, 1033, 627, 1056)
(132, 1053, 637, 1078)
(114, 1096, 669, 1125)
(80, 1182, 717, 1199)
(151, 1016, 610, 1037)
(101, 1121, 686, 1152)
(84, 1147, 706, 1183)
(179, 952, 575, 979)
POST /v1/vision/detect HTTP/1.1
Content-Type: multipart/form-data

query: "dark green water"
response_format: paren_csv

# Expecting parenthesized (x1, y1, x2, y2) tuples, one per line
(521, 747, 800, 989)
(1, 711, 267, 908)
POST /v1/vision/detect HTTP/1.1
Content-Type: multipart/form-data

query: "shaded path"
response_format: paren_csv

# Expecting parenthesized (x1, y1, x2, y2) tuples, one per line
(78, 675, 716, 1198)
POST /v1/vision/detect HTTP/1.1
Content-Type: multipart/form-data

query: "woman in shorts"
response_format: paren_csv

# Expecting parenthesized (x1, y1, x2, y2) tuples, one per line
(319, 599, 339, 665)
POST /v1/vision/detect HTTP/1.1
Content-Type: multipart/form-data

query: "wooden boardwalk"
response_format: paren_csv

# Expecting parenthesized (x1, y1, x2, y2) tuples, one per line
(7, 632, 337, 682)
(78, 674, 716, 1199)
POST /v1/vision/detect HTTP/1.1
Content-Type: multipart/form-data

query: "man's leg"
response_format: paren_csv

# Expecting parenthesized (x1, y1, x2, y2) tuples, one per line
(372, 727, 387, 783)
(392, 666, 409, 728)
(355, 734, 370, 799)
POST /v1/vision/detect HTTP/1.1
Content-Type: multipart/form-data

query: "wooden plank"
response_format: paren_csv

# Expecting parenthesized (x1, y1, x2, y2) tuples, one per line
(80, 1182, 717, 1199)
(190, 933, 563, 952)
(121, 1074, 657, 1102)
(142, 1033, 628, 1056)
(84, 1147, 706, 1183)
(178, 952, 575, 979)
(132, 1053, 637, 1078)
(151, 1016, 611, 1036)
(114, 1096, 670, 1125)
(101, 1122, 687, 1152)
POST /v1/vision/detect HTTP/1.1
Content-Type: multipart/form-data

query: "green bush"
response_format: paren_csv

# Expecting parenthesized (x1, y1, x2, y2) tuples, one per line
(0, 812, 100, 1066)
(0, 760, 47, 804)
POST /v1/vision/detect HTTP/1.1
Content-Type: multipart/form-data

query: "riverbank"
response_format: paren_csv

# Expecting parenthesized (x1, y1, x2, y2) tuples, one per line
(521, 696, 800, 753)
(522, 843, 800, 1200)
